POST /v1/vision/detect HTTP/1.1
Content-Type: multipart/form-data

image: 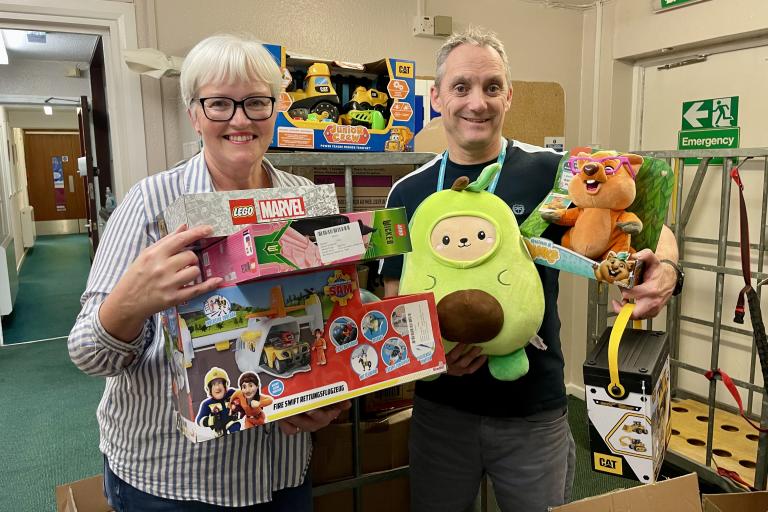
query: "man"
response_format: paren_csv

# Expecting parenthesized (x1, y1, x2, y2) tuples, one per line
(380, 27, 680, 511)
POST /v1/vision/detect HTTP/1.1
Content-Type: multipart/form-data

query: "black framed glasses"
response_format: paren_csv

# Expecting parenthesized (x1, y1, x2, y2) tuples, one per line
(195, 96, 276, 121)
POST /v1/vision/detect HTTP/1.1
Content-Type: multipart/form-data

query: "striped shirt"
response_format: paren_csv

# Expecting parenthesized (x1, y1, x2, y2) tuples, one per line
(68, 152, 313, 507)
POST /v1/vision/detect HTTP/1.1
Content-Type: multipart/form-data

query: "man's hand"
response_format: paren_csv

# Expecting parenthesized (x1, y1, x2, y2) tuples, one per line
(278, 400, 351, 435)
(611, 249, 676, 319)
(445, 344, 487, 377)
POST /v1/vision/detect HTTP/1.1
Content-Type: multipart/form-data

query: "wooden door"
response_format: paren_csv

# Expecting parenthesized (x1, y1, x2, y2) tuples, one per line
(23, 132, 86, 221)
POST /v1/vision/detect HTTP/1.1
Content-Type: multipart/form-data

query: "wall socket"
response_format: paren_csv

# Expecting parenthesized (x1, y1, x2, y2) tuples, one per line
(413, 16, 434, 37)
(413, 15, 452, 38)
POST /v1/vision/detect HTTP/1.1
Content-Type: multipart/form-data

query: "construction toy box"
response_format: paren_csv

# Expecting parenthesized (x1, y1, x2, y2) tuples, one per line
(583, 328, 671, 483)
(519, 148, 675, 289)
(197, 208, 411, 286)
(263, 43, 415, 152)
(161, 264, 446, 442)
(158, 183, 340, 238)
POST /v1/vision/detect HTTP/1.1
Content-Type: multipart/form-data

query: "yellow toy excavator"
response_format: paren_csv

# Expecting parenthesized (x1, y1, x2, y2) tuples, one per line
(286, 62, 341, 122)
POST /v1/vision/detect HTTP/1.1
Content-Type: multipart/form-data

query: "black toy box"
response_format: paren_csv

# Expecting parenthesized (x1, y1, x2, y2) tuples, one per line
(583, 328, 671, 483)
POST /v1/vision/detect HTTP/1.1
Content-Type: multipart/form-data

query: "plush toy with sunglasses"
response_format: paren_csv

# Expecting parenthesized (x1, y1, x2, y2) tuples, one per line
(541, 150, 644, 261)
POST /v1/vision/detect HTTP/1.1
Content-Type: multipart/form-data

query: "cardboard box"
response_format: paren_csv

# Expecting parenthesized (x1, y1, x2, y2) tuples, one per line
(362, 382, 415, 417)
(55, 475, 112, 512)
(702, 491, 768, 511)
(162, 263, 446, 443)
(551, 473, 702, 512)
(158, 184, 339, 238)
(292, 165, 415, 213)
(263, 43, 416, 152)
(198, 208, 411, 285)
(583, 329, 671, 483)
(313, 408, 411, 512)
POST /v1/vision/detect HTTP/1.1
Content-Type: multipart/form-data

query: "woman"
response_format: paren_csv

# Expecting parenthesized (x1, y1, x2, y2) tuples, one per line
(68, 34, 348, 511)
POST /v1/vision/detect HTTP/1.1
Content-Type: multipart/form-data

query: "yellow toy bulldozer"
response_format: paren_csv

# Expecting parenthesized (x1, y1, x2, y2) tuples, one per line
(287, 62, 341, 122)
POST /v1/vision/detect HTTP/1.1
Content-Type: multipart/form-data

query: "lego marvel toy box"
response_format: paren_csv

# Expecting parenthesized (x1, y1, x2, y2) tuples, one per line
(162, 264, 446, 442)
(262, 43, 416, 152)
(198, 208, 411, 286)
(158, 183, 339, 238)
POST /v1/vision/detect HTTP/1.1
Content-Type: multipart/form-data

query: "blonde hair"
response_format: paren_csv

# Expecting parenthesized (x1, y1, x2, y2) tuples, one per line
(180, 34, 282, 108)
(435, 26, 512, 88)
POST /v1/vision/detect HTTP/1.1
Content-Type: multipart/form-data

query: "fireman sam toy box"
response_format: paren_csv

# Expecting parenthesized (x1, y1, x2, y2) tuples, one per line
(198, 208, 411, 286)
(162, 263, 446, 442)
(583, 324, 671, 483)
(261, 43, 416, 152)
(158, 183, 340, 238)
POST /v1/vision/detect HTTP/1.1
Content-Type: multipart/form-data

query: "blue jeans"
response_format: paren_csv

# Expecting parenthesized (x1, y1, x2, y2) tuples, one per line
(103, 457, 313, 511)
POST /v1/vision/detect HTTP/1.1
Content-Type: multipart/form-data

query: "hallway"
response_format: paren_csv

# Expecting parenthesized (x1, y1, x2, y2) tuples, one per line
(1, 233, 90, 344)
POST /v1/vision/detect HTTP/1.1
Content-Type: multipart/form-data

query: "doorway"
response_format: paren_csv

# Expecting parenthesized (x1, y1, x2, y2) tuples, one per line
(0, 27, 104, 344)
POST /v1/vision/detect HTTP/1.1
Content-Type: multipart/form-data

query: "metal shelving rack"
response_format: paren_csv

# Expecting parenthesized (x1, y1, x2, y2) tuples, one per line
(585, 148, 768, 491)
(267, 151, 437, 510)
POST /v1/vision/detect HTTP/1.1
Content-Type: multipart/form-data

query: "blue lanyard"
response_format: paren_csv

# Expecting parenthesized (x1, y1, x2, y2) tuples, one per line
(436, 138, 508, 194)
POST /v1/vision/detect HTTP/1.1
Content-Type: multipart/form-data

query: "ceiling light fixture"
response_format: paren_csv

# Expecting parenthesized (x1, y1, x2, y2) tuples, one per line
(43, 105, 53, 116)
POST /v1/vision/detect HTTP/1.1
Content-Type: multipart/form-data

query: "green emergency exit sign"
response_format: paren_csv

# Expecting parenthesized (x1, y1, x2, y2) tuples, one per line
(658, 0, 706, 11)
(681, 97, 739, 130)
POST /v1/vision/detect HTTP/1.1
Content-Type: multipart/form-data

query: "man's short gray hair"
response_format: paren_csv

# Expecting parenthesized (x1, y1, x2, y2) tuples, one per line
(180, 34, 282, 108)
(435, 26, 512, 89)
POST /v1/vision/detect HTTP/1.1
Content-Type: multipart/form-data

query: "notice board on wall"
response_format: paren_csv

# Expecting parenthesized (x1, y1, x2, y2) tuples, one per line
(414, 80, 565, 153)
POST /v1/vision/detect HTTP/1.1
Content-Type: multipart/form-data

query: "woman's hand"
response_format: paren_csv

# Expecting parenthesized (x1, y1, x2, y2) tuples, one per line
(278, 400, 351, 435)
(99, 224, 223, 342)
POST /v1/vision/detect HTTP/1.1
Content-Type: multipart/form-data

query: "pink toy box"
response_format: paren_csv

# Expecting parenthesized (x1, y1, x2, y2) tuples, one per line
(161, 264, 446, 443)
(197, 208, 411, 286)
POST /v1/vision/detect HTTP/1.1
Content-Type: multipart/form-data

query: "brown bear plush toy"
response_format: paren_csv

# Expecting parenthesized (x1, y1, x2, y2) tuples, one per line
(542, 150, 644, 261)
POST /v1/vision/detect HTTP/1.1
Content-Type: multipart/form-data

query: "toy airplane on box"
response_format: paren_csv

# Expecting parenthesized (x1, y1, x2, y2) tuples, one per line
(162, 263, 445, 443)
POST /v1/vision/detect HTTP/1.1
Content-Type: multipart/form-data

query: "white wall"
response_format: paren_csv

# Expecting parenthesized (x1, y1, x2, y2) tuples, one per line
(136, 0, 586, 168)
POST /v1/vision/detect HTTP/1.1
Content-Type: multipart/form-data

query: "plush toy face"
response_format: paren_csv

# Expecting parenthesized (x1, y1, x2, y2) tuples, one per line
(568, 151, 643, 210)
(400, 165, 544, 358)
(594, 251, 635, 284)
(430, 215, 498, 262)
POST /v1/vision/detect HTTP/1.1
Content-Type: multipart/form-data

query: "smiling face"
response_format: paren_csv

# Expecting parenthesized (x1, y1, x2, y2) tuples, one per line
(241, 381, 258, 400)
(189, 80, 276, 189)
(209, 378, 227, 400)
(430, 216, 497, 262)
(431, 44, 512, 163)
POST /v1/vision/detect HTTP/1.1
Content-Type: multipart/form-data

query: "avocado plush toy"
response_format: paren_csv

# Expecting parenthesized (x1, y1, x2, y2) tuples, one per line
(399, 163, 544, 381)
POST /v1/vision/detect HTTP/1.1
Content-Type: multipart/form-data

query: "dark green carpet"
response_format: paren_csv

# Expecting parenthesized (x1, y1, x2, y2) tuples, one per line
(0, 339, 104, 512)
(1, 234, 90, 344)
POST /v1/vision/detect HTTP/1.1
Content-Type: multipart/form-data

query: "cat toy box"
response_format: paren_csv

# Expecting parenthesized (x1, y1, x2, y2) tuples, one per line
(198, 208, 411, 286)
(261, 43, 416, 152)
(583, 329, 671, 483)
(161, 263, 446, 443)
(158, 184, 340, 238)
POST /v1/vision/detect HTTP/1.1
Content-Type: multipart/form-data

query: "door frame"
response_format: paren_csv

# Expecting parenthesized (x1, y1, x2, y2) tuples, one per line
(0, 0, 148, 200)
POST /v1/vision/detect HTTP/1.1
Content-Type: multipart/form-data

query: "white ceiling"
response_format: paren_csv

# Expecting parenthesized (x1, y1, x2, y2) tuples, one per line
(1, 29, 98, 63)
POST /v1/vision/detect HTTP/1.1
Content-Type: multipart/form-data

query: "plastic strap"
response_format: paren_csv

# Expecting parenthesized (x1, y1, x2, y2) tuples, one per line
(704, 368, 768, 433)
(730, 167, 751, 324)
(607, 303, 635, 398)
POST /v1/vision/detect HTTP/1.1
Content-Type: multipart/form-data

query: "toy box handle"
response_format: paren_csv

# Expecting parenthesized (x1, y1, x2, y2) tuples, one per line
(607, 303, 635, 398)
